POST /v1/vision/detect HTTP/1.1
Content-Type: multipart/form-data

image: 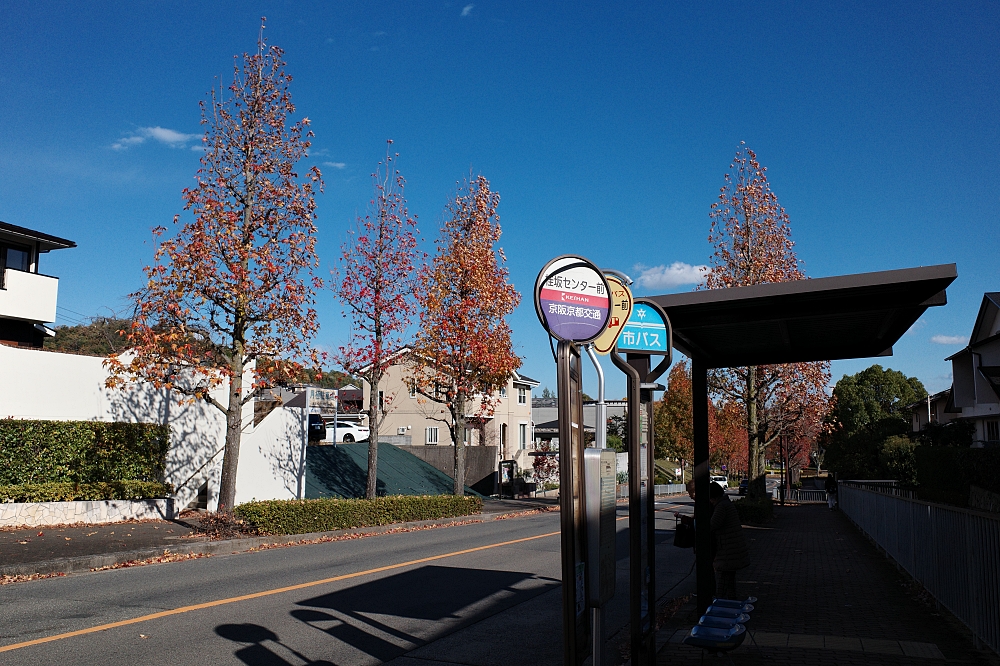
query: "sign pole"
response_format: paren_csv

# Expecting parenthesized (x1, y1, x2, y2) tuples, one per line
(612, 298, 673, 666)
(535, 255, 614, 665)
(557, 340, 589, 664)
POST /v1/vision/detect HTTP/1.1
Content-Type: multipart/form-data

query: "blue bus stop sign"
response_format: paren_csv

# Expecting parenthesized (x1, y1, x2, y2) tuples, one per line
(616, 302, 669, 354)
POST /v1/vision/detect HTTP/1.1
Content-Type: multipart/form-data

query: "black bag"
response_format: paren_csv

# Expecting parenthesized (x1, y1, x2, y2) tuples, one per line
(674, 519, 696, 548)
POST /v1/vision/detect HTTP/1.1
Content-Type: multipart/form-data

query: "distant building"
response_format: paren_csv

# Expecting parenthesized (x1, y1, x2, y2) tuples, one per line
(909, 388, 958, 433)
(944, 293, 1000, 446)
(359, 348, 538, 468)
(531, 396, 627, 445)
(913, 293, 1000, 446)
(0, 221, 76, 348)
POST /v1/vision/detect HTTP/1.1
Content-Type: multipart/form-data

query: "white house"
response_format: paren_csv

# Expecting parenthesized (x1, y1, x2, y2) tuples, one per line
(945, 292, 1000, 446)
(359, 348, 539, 471)
(0, 221, 310, 510)
(0, 221, 75, 348)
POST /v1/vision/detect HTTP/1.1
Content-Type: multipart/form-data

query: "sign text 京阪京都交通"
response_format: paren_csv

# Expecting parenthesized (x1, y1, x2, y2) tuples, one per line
(535, 256, 611, 344)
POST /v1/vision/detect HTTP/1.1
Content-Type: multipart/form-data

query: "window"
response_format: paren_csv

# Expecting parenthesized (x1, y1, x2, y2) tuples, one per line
(408, 381, 416, 398)
(378, 391, 385, 412)
(518, 387, 527, 404)
(426, 427, 439, 445)
(464, 427, 471, 444)
(0, 242, 31, 287)
(500, 387, 507, 398)
(987, 420, 1000, 442)
(519, 423, 527, 450)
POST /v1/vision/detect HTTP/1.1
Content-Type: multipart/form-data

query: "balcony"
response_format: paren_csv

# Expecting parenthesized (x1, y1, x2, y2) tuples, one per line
(0, 268, 58, 323)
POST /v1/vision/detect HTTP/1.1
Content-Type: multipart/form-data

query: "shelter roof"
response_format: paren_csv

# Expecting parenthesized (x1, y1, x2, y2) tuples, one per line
(649, 264, 956, 369)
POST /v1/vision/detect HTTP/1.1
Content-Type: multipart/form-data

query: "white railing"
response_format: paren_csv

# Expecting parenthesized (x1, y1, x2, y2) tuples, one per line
(839, 482, 1000, 655)
(0, 268, 58, 322)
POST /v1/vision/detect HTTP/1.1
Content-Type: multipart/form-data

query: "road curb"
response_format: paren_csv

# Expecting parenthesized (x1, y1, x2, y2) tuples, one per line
(0, 507, 555, 578)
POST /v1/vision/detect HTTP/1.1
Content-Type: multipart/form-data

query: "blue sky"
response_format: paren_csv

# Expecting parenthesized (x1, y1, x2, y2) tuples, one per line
(1, 1, 997, 398)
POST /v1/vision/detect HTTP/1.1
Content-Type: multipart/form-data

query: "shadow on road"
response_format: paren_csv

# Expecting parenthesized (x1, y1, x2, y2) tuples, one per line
(214, 565, 559, 665)
(215, 623, 336, 666)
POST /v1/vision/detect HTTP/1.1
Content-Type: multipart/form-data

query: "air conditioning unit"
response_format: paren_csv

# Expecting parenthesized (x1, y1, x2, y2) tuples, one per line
(397, 427, 407, 435)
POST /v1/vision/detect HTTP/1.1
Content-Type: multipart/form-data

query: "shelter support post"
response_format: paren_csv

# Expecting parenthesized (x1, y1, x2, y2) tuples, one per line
(692, 356, 713, 614)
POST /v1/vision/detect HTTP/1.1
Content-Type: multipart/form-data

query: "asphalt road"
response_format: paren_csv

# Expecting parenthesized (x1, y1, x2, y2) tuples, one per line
(0, 499, 697, 666)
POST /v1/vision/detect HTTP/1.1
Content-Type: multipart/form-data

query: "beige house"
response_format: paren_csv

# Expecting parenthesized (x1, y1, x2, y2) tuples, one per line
(360, 348, 538, 468)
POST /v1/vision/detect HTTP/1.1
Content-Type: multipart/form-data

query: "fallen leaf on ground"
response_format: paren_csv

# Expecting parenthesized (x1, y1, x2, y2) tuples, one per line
(1, 572, 66, 585)
(37, 532, 44, 537)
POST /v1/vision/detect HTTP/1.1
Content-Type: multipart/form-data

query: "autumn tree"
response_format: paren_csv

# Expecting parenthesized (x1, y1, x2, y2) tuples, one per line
(655, 360, 749, 479)
(106, 22, 323, 513)
(704, 143, 831, 497)
(336, 142, 421, 499)
(713, 401, 749, 477)
(655, 361, 694, 465)
(411, 175, 521, 495)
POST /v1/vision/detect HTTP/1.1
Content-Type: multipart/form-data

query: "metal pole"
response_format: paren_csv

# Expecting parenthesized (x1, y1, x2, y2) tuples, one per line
(584, 343, 606, 666)
(557, 341, 588, 665)
(585, 344, 607, 449)
(691, 357, 713, 614)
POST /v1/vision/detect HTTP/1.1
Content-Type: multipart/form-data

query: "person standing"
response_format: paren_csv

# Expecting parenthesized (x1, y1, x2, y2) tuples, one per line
(709, 482, 749, 600)
(825, 474, 838, 510)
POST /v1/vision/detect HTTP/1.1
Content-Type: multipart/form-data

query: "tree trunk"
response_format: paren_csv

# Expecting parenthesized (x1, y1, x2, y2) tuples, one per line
(453, 394, 466, 496)
(216, 356, 244, 513)
(365, 374, 380, 500)
(746, 365, 767, 499)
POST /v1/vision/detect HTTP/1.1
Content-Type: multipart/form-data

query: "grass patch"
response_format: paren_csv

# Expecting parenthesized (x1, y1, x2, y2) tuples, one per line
(234, 495, 484, 536)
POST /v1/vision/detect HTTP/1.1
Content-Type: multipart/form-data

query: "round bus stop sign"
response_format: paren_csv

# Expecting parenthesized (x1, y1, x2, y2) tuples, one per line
(535, 255, 612, 343)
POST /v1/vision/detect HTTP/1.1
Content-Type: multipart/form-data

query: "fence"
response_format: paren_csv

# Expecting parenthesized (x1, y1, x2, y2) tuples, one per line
(839, 482, 1000, 655)
(789, 489, 827, 502)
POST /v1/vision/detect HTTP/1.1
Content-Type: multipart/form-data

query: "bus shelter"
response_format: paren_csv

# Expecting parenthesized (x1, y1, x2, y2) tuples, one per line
(648, 263, 957, 611)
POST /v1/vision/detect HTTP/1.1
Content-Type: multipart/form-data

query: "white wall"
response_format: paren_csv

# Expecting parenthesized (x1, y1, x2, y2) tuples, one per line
(0, 345, 306, 509)
(0, 269, 58, 322)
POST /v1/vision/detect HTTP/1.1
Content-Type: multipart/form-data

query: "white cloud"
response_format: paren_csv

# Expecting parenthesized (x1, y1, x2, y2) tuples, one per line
(111, 126, 201, 151)
(633, 262, 707, 289)
(323, 161, 346, 169)
(930, 335, 967, 345)
(903, 317, 927, 335)
(461, 4, 474, 16)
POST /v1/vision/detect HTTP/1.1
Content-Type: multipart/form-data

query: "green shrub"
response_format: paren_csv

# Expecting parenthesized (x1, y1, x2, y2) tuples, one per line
(734, 496, 773, 524)
(0, 420, 169, 485)
(0, 481, 173, 503)
(916, 446, 1000, 507)
(234, 495, 484, 536)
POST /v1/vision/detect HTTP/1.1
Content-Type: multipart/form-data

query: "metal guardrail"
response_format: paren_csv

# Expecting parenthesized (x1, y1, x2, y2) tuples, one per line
(654, 483, 687, 495)
(839, 482, 1000, 655)
(789, 489, 828, 502)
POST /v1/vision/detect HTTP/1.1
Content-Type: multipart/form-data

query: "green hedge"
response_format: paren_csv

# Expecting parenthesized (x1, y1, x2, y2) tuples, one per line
(916, 446, 1000, 507)
(0, 420, 169, 485)
(0, 481, 173, 503)
(234, 495, 484, 536)
(733, 496, 773, 524)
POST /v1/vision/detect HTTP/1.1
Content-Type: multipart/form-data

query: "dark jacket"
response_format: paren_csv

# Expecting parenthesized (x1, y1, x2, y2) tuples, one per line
(710, 495, 750, 571)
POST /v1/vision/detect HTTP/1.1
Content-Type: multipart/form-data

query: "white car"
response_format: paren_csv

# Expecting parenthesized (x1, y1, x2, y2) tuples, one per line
(711, 475, 729, 488)
(325, 421, 369, 443)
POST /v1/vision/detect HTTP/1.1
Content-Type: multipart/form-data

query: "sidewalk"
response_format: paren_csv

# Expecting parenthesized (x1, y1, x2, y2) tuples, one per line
(654, 502, 999, 665)
(0, 496, 557, 578)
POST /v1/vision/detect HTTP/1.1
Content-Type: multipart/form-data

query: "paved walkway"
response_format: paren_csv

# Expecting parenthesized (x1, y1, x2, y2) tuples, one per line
(655, 503, 999, 665)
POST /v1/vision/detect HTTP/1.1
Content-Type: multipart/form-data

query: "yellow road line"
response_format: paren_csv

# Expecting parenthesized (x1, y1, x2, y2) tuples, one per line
(0, 529, 560, 654)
